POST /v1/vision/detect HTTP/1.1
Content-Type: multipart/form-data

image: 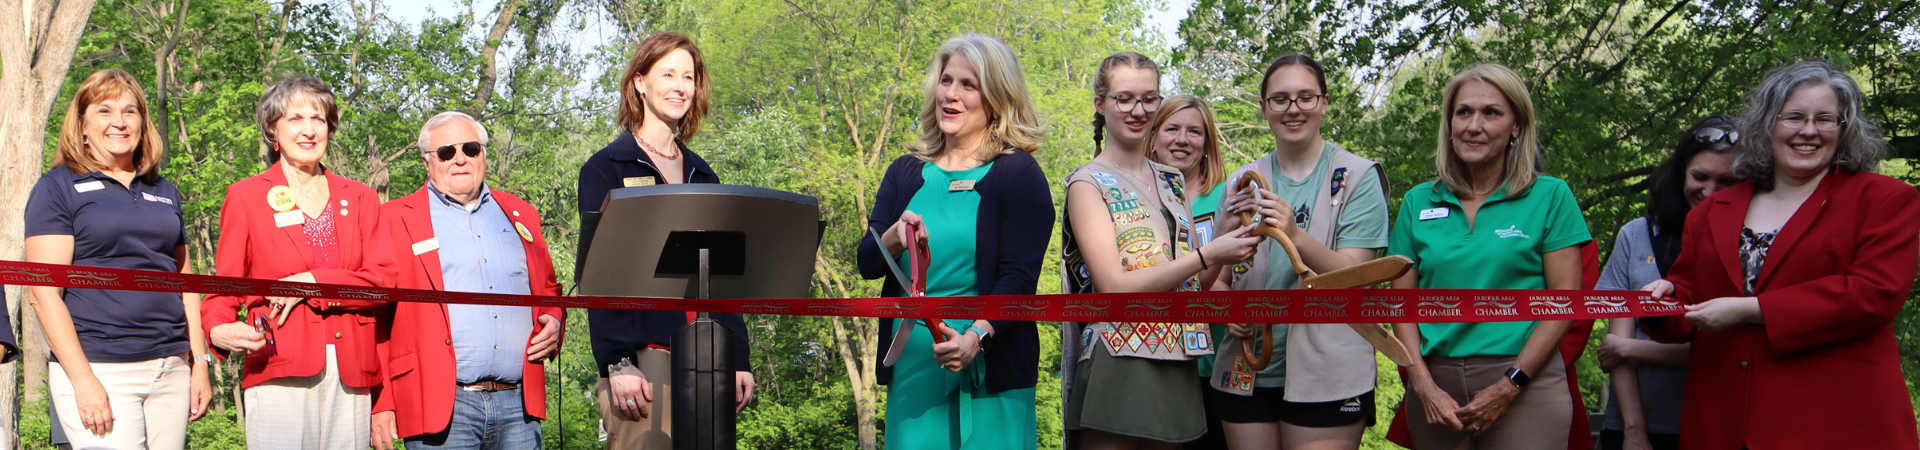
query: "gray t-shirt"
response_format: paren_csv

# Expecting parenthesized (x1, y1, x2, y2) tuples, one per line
(1598, 217, 1688, 435)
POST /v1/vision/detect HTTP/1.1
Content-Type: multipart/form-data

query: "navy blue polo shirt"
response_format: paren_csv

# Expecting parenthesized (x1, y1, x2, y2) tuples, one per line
(25, 167, 189, 363)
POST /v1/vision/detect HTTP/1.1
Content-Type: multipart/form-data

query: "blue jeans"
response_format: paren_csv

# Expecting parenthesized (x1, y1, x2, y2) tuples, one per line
(405, 388, 543, 450)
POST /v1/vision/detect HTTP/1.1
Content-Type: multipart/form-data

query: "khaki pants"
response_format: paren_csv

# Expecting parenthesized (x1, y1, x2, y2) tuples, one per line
(50, 353, 192, 450)
(1407, 351, 1571, 450)
(595, 347, 673, 450)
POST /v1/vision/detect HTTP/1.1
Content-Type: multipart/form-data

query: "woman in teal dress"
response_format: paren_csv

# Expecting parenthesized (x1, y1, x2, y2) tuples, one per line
(857, 33, 1052, 449)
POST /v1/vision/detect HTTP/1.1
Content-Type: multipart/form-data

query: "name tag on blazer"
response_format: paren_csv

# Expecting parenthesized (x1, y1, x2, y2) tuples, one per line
(73, 180, 105, 193)
(623, 177, 656, 187)
(274, 210, 306, 228)
(412, 237, 440, 255)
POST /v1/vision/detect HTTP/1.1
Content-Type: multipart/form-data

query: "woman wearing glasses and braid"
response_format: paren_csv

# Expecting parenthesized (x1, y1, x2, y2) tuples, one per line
(1591, 115, 1741, 450)
(1060, 51, 1259, 449)
(1205, 54, 1392, 450)
(1642, 60, 1920, 449)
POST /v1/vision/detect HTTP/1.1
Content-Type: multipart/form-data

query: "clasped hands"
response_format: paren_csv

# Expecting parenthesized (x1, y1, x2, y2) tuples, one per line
(1411, 376, 1521, 435)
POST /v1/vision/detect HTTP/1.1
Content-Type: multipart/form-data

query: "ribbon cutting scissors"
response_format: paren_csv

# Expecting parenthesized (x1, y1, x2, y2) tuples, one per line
(868, 224, 952, 367)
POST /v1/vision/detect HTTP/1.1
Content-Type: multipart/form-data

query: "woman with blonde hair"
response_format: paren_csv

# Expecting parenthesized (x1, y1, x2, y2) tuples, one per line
(1388, 64, 1590, 450)
(857, 32, 1052, 449)
(1145, 94, 1233, 449)
(26, 68, 213, 449)
(1061, 51, 1260, 450)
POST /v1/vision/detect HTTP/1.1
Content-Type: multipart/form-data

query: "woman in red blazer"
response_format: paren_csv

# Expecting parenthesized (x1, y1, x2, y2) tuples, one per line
(1645, 60, 1920, 450)
(201, 76, 397, 449)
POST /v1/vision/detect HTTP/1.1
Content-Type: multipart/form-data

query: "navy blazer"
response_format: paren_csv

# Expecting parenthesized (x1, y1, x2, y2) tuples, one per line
(857, 150, 1054, 392)
(578, 131, 752, 376)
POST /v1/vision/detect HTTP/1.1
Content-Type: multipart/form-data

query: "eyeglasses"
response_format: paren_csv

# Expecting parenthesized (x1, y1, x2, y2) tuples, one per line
(429, 141, 484, 161)
(1775, 113, 1843, 132)
(1694, 128, 1739, 145)
(1106, 95, 1163, 114)
(1264, 93, 1324, 113)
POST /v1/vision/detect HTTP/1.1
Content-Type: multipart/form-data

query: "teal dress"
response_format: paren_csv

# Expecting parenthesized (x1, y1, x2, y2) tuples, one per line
(885, 161, 1038, 450)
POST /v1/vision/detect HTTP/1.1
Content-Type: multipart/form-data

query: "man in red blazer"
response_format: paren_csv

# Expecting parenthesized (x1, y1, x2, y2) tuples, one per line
(371, 112, 565, 450)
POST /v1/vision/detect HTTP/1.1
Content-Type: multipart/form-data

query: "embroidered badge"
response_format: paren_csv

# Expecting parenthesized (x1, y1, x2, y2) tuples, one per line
(1495, 225, 1531, 239)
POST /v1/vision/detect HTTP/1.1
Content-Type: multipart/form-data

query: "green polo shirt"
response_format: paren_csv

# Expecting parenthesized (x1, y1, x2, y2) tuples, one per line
(1386, 176, 1591, 358)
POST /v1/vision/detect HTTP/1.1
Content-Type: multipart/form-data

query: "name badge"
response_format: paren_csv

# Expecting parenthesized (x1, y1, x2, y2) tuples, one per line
(273, 210, 306, 228)
(1419, 208, 1449, 221)
(73, 181, 104, 193)
(948, 180, 977, 192)
(412, 237, 440, 255)
(623, 177, 656, 187)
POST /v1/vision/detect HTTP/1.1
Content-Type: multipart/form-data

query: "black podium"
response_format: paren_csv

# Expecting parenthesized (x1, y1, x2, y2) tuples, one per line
(577, 184, 819, 450)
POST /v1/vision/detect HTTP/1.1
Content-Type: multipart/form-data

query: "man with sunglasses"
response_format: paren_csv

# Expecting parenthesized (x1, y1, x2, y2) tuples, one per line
(371, 111, 566, 450)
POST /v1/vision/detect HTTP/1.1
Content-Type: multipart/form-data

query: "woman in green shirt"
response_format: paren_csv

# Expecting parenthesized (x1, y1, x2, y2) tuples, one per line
(857, 33, 1052, 450)
(1387, 64, 1591, 450)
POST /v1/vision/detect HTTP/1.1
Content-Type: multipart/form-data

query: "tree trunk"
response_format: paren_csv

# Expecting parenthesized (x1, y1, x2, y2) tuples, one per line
(828, 316, 878, 450)
(471, 0, 523, 116)
(1, 0, 103, 437)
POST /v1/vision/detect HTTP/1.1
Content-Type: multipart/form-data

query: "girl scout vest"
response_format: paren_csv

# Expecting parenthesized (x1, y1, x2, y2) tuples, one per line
(1061, 161, 1214, 362)
(1210, 143, 1390, 402)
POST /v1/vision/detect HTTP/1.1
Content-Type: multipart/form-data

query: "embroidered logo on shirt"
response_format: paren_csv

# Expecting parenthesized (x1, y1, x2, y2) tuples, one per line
(140, 192, 174, 205)
(1495, 225, 1530, 239)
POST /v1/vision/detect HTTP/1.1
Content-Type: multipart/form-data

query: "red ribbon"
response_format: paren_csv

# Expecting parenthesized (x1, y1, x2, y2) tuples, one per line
(0, 260, 1684, 323)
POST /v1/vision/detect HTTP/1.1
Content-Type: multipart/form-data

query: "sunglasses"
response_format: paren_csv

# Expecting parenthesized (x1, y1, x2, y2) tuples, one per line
(430, 141, 484, 161)
(1694, 128, 1739, 145)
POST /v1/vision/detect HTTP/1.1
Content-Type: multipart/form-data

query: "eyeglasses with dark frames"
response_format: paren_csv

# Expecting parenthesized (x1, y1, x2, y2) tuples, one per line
(1265, 93, 1324, 113)
(1105, 94, 1164, 114)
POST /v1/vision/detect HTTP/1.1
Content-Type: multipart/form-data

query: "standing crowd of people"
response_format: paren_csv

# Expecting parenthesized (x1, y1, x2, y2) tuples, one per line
(8, 29, 1917, 450)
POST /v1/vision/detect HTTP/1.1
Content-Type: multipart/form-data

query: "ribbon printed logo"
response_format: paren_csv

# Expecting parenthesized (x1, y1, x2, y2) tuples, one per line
(1303, 297, 1349, 318)
(0, 267, 53, 283)
(336, 288, 391, 300)
(1124, 298, 1175, 318)
(1472, 296, 1519, 317)
(1184, 298, 1232, 319)
(67, 270, 121, 287)
(1360, 295, 1407, 317)
(1584, 296, 1632, 314)
(1529, 295, 1576, 316)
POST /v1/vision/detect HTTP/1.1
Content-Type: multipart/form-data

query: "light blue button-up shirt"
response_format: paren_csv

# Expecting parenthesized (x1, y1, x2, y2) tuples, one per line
(427, 183, 535, 384)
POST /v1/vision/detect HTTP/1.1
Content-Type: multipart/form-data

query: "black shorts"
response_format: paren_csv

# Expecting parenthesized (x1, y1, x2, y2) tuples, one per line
(1205, 386, 1376, 427)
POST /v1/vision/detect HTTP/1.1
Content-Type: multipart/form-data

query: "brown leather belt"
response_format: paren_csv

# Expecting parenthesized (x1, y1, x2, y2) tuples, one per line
(459, 380, 520, 392)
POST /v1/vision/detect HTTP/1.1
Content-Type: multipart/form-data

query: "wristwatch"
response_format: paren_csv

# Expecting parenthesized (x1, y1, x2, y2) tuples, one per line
(966, 325, 992, 349)
(194, 354, 216, 364)
(1504, 367, 1531, 390)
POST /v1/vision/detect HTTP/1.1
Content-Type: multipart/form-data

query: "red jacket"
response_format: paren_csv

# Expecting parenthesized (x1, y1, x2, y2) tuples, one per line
(202, 162, 398, 389)
(1648, 168, 1920, 450)
(374, 186, 564, 438)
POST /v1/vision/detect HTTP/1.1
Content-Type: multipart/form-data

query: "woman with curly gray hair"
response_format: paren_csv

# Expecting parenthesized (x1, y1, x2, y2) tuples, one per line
(1643, 59, 1920, 449)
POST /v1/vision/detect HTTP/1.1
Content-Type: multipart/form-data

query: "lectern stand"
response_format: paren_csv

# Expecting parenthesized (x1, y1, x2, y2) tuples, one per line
(577, 184, 820, 450)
